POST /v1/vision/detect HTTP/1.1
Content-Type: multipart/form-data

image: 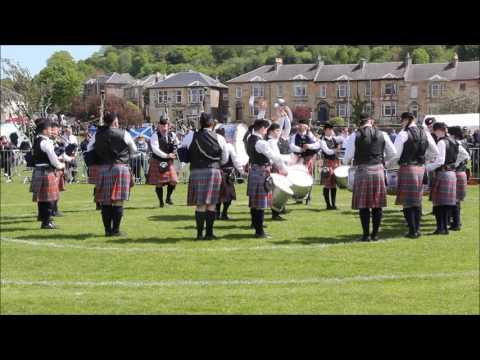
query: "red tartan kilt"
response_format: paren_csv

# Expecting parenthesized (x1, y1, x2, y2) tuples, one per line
(321, 159, 340, 188)
(30, 168, 59, 202)
(187, 168, 222, 206)
(147, 158, 177, 185)
(455, 171, 467, 202)
(395, 165, 425, 207)
(88, 165, 100, 184)
(247, 164, 272, 209)
(220, 171, 237, 203)
(95, 164, 132, 205)
(351, 164, 387, 209)
(56, 169, 66, 191)
(431, 170, 457, 206)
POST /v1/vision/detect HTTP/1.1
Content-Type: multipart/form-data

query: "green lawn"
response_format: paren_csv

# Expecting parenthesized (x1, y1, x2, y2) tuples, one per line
(0, 177, 478, 314)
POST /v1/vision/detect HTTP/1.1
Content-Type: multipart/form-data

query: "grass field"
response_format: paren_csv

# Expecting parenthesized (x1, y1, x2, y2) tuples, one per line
(0, 177, 478, 314)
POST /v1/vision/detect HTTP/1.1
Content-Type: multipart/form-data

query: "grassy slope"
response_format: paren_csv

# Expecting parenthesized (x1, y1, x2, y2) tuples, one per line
(0, 178, 478, 314)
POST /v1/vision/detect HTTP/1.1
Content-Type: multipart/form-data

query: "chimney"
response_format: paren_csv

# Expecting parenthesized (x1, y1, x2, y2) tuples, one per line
(275, 57, 283, 72)
(452, 53, 459, 67)
(405, 52, 412, 67)
(359, 58, 367, 70)
(317, 55, 324, 67)
(155, 72, 160, 83)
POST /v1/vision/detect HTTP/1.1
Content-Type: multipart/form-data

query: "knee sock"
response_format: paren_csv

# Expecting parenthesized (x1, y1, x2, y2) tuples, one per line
(215, 203, 221, 217)
(371, 208, 383, 236)
(250, 208, 255, 226)
(111, 206, 124, 233)
(155, 187, 164, 204)
(39, 202, 51, 225)
(359, 208, 370, 237)
(51, 200, 58, 214)
(433, 206, 441, 231)
(443, 206, 453, 231)
(166, 184, 175, 201)
(205, 211, 216, 237)
(330, 188, 337, 207)
(413, 206, 422, 233)
(101, 205, 113, 233)
(405, 207, 415, 235)
(323, 188, 331, 207)
(451, 203, 461, 228)
(222, 201, 231, 217)
(195, 211, 206, 239)
(256, 209, 265, 235)
(37, 202, 42, 221)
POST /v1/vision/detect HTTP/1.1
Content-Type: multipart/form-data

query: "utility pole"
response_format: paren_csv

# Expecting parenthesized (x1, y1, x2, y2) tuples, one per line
(99, 90, 105, 126)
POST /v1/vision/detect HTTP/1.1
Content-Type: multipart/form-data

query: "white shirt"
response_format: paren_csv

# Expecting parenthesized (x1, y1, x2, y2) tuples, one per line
(150, 131, 180, 159)
(426, 137, 471, 172)
(342, 125, 397, 166)
(225, 143, 244, 172)
(289, 131, 317, 153)
(392, 124, 439, 167)
(86, 129, 137, 153)
(180, 128, 229, 165)
(310, 135, 343, 155)
(37, 135, 65, 170)
(267, 137, 292, 166)
(62, 133, 78, 145)
(276, 115, 291, 140)
(253, 132, 287, 173)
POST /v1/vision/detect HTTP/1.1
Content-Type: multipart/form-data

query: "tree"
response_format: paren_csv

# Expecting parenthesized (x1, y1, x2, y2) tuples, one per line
(329, 116, 346, 127)
(456, 45, 480, 61)
(412, 48, 430, 64)
(436, 88, 480, 114)
(351, 96, 368, 126)
(118, 50, 133, 73)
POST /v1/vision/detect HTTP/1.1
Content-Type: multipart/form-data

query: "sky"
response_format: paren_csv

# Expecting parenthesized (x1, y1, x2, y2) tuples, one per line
(1, 45, 102, 75)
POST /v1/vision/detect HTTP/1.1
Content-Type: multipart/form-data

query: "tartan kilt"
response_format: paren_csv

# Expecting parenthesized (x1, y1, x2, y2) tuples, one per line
(247, 164, 272, 209)
(95, 164, 132, 205)
(321, 159, 340, 188)
(395, 165, 425, 208)
(56, 169, 66, 191)
(146, 158, 178, 185)
(455, 171, 467, 202)
(431, 170, 457, 206)
(30, 168, 59, 202)
(303, 155, 315, 176)
(87, 165, 100, 184)
(220, 169, 237, 203)
(352, 164, 387, 209)
(187, 167, 222, 206)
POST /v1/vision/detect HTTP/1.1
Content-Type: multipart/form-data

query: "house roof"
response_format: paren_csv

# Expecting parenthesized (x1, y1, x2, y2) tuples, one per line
(84, 72, 135, 86)
(405, 61, 480, 81)
(149, 70, 228, 89)
(227, 63, 319, 83)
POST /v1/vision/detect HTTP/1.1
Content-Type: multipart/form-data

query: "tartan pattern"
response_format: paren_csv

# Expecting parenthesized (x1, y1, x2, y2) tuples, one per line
(56, 169, 66, 192)
(304, 155, 315, 176)
(146, 158, 178, 185)
(95, 164, 132, 205)
(220, 170, 237, 203)
(351, 164, 387, 209)
(395, 165, 425, 208)
(30, 168, 59, 202)
(187, 168, 222, 206)
(455, 171, 467, 202)
(431, 170, 457, 206)
(321, 159, 340, 188)
(247, 164, 272, 209)
(87, 165, 100, 184)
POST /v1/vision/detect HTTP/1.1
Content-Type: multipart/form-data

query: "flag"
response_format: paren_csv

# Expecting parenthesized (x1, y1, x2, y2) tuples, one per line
(128, 126, 154, 140)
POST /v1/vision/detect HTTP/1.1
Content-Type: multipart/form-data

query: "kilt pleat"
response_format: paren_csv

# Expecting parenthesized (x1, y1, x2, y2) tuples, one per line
(321, 159, 340, 188)
(146, 158, 178, 185)
(247, 164, 272, 209)
(395, 165, 425, 208)
(30, 168, 59, 202)
(455, 171, 467, 202)
(56, 169, 66, 191)
(87, 165, 100, 184)
(431, 170, 457, 206)
(352, 164, 386, 209)
(187, 168, 222, 206)
(95, 164, 132, 205)
(220, 170, 237, 203)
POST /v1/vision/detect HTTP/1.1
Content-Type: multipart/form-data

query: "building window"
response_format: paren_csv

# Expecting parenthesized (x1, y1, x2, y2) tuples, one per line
(336, 103, 351, 117)
(235, 87, 242, 98)
(294, 83, 307, 97)
(409, 102, 419, 118)
(252, 85, 264, 98)
(410, 85, 418, 99)
(382, 103, 397, 117)
(384, 83, 397, 96)
(277, 84, 284, 97)
(336, 83, 350, 98)
(319, 85, 327, 98)
(363, 102, 373, 115)
(158, 90, 168, 104)
(364, 83, 372, 97)
(430, 82, 445, 97)
(176, 90, 182, 104)
(189, 88, 204, 104)
(460, 83, 466, 91)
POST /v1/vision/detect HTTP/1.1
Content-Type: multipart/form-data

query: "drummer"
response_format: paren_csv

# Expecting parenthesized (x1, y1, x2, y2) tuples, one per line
(343, 113, 397, 241)
(393, 112, 439, 238)
(247, 119, 288, 238)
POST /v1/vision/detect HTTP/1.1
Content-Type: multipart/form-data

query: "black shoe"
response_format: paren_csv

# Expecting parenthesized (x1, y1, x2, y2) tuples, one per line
(358, 235, 370, 242)
(96, 203, 101, 210)
(326, 205, 333, 210)
(370, 234, 379, 241)
(250, 223, 255, 229)
(415, 232, 421, 238)
(52, 211, 64, 217)
(203, 234, 218, 240)
(405, 232, 417, 239)
(105, 231, 112, 237)
(166, 199, 173, 205)
(255, 233, 271, 239)
(431, 230, 449, 235)
(111, 231, 126, 237)
(41, 222, 56, 229)
(220, 214, 230, 220)
(331, 206, 338, 210)
(37, 215, 41, 221)
(196, 234, 204, 240)
(272, 215, 285, 221)
(216, 213, 221, 220)
(159, 202, 164, 208)
(448, 226, 461, 231)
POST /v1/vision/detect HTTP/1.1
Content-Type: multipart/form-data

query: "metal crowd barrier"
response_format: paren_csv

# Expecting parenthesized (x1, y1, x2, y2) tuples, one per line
(469, 147, 480, 181)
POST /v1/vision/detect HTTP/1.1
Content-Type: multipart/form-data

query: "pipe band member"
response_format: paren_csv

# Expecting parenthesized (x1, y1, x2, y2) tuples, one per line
(29, 118, 65, 229)
(343, 113, 397, 241)
(214, 127, 246, 221)
(446, 126, 471, 231)
(87, 112, 137, 237)
(147, 117, 180, 207)
(426, 122, 461, 235)
(181, 113, 229, 240)
(84, 132, 101, 211)
(247, 119, 288, 238)
(318, 123, 344, 210)
(393, 112, 439, 238)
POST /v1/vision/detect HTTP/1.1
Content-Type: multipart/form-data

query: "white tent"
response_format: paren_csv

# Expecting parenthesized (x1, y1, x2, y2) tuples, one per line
(423, 113, 480, 130)
(0, 122, 29, 145)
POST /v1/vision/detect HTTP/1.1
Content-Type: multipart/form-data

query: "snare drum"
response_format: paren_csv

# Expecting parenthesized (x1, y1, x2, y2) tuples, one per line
(270, 173, 294, 212)
(287, 169, 313, 199)
(333, 165, 350, 189)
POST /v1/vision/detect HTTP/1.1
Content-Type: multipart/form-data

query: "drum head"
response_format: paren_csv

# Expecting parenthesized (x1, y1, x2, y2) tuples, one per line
(287, 169, 313, 187)
(334, 165, 349, 178)
(270, 173, 294, 195)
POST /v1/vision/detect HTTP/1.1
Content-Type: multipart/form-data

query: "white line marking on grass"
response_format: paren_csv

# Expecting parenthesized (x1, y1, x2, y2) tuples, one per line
(1, 271, 477, 288)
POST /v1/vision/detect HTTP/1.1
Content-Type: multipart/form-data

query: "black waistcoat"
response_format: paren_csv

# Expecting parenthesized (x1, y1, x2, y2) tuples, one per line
(189, 129, 222, 169)
(94, 127, 130, 165)
(399, 127, 428, 165)
(33, 136, 54, 166)
(456, 140, 468, 172)
(322, 136, 338, 160)
(442, 136, 459, 168)
(152, 131, 176, 161)
(353, 127, 385, 166)
(247, 135, 270, 165)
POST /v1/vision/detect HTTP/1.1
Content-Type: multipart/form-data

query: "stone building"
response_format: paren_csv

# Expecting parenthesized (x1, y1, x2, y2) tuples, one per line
(227, 55, 479, 127)
(123, 73, 165, 118)
(83, 72, 136, 99)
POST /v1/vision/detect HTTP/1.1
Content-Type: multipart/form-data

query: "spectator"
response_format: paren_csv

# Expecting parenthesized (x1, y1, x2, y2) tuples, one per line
(0, 136, 15, 182)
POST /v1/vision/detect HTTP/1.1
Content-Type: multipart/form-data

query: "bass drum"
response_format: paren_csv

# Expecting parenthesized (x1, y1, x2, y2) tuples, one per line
(287, 167, 313, 199)
(347, 167, 356, 192)
(333, 165, 350, 189)
(270, 173, 294, 212)
(386, 169, 399, 196)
